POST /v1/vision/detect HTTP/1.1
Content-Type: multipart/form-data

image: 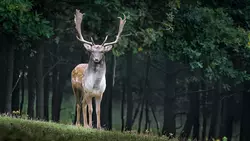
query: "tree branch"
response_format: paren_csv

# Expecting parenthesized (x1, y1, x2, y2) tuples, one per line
(12, 71, 23, 93)
(42, 59, 61, 79)
(176, 88, 215, 95)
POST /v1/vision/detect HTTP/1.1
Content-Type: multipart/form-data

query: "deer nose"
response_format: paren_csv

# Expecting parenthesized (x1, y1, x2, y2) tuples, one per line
(94, 58, 99, 62)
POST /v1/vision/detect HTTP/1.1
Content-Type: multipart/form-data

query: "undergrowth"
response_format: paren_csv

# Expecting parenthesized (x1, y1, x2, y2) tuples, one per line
(0, 116, 171, 141)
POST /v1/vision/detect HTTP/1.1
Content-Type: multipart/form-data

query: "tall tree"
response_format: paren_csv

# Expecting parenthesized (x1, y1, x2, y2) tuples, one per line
(107, 54, 117, 130)
(12, 50, 21, 112)
(5, 43, 15, 114)
(240, 79, 250, 141)
(209, 81, 222, 139)
(0, 35, 7, 113)
(162, 61, 177, 136)
(1, 0, 54, 115)
(125, 49, 133, 131)
(27, 58, 36, 118)
(44, 70, 50, 121)
(36, 43, 45, 119)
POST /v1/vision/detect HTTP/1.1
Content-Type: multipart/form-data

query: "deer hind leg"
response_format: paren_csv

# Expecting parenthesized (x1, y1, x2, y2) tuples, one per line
(86, 98, 93, 128)
(73, 87, 81, 126)
(76, 103, 81, 126)
(86, 97, 93, 128)
(82, 99, 89, 128)
(95, 95, 103, 129)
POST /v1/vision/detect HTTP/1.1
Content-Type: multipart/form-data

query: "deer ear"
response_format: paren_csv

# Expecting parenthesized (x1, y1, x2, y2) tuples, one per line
(83, 43, 92, 51)
(104, 45, 113, 52)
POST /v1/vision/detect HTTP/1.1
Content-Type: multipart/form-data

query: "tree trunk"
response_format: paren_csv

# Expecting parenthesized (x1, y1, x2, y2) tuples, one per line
(44, 73, 49, 121)
(51, 53, 59, 121)
(201, 100, 208, 141)
(162, 61, 176, 137)
(36, 44, 45, 119)
(27, 58, 35, 118)
(132, 79, 143, 127)
(19, 53, 26, 114)
(121, 80, 125, 132)
(225, 97, 234, 141)
(137, 92, 145, 134)
(125, 49, 133, 131)
(51, 64, 64, 122)
(108, 54, 116, 130)
(101, 54, 116, 130)
(209, 81, 222, 139)
(20, 70, 25, 114)
(132, 99, 141, 126)
(5, 44, 15, 114)
(11, 71, 20, 112)
(43, 45, 51, 121)
(220, 95, 234, 141)
(192, 89, 200, 140)
(220, 95, 229, 138)
(180, 106, 193, 139)
(143, 56, 151, 133)
(240, 80, 250, 141)
(143, 92, 150, 133)
(138, 55, 150, 134)
(12, 50, 21, 112)
(201, 78, 209, 141)
(180, 82, 200, 140)
(51, 43, 62, 122)
(51, 67, 60, 122)
(150, 103, 160, 136)
(0, 40, 7, 113)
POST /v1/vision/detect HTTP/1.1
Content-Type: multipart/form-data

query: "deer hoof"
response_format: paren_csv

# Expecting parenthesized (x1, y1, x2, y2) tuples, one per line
(84, 125, 90, 128)
(97, 127, 103, 130)
(76, 122, 81, 127)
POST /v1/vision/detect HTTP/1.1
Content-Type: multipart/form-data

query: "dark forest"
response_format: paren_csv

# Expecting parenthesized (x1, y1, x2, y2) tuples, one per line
(1, 0, 250, 141)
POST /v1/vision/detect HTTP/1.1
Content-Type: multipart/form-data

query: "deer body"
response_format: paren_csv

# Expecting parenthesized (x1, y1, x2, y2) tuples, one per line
(72, 58, 106, 128)
(71, 9, 126, 129)
(72, 61, 106, 97)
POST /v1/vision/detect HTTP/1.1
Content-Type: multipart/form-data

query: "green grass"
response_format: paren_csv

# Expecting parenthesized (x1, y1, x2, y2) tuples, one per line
(20, 90, 167, 134)
(0, 116, 172, 141)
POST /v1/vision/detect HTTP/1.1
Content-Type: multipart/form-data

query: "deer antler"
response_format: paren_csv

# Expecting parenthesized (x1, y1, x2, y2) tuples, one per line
(103, 14, 126, 46)
(74, 9, 92, 45)
(101, 35, 109, 46)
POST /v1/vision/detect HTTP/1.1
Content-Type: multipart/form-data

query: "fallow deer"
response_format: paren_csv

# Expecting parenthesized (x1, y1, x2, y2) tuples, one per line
(71, 9, 126, 129)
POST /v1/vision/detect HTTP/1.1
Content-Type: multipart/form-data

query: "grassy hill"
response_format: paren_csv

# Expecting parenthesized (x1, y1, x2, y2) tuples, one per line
(0, 116, 172, 141)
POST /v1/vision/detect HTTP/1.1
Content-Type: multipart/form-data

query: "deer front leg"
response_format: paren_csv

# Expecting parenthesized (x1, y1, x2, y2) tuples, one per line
(95, 96, 102, 129)
(86, 98, 93, 128)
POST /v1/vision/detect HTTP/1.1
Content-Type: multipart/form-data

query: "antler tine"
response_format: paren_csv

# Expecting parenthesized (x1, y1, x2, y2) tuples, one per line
(103, 14, 126, 46)
(101, 35, 109, 46)
(74, 9, 92, 45)
(90, 37, 95, 45)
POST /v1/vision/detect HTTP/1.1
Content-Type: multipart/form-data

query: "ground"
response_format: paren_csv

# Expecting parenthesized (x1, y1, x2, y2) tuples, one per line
(0, 116, 171, 141)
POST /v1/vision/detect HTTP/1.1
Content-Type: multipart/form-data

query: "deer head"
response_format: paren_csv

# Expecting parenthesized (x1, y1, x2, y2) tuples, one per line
(74, 9, 126, 63)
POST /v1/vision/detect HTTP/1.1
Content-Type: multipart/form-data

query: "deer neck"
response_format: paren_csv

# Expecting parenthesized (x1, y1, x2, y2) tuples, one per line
(84, 56, 106, 92)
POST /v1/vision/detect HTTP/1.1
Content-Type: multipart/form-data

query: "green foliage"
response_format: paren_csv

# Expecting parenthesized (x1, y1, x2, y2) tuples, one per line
(72, 0, 175, 56)
(161, 6, 250, 83)
(0, 0, 54, 42)
(222, 136, 228, 141)
(81, 0, 250, 85)
(0, 116, 170, 141)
